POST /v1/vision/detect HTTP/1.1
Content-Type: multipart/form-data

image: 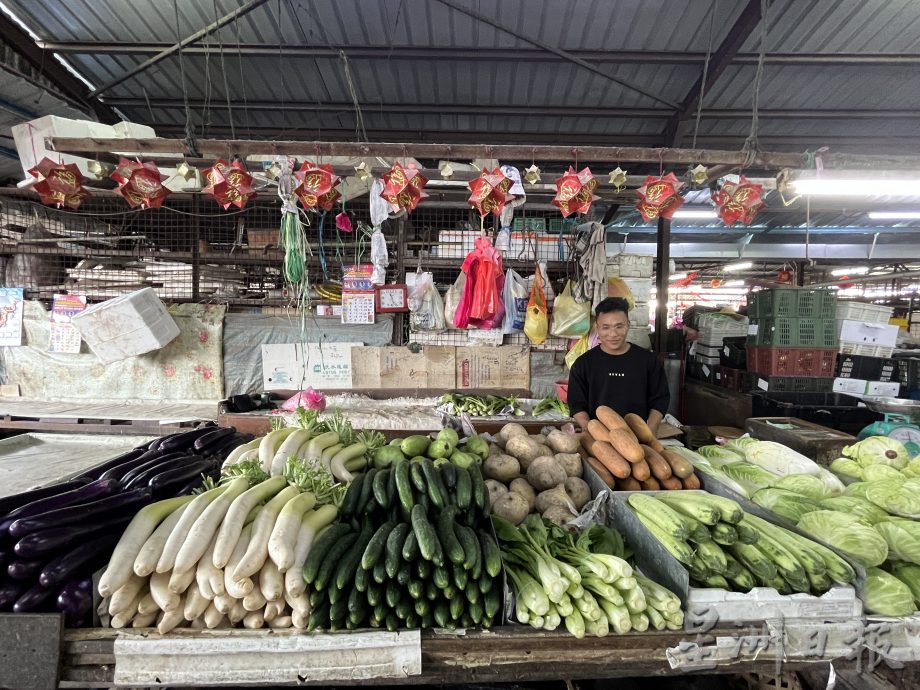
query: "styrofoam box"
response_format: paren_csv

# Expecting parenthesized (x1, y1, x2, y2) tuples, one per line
(833, 377, 868, 394)
(71, 288, 180, 364)
(607, 253, 654, 278)
(630, 303, 650, 327)
(838, 319, 899, 348)
(622, 277, 652, 305)
(626, 326, 651, 349)
(866, 380, 901, 397)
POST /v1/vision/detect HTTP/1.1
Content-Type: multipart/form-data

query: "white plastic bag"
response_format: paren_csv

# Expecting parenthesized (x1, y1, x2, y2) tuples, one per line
(444, 272, 466, 328)
(369, 178, 390, 227)
(408, 271, 446, 332)
(370, 228, 388, 285)
(501, 268, 529, 334)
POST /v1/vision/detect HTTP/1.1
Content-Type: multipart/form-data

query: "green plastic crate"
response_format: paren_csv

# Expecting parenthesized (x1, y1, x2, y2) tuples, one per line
(750, 288, 837, 319)
(748, 318, 838, 348)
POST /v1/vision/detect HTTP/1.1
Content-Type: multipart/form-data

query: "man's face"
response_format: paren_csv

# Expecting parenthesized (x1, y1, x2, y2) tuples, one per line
(597, 309, 630, 352)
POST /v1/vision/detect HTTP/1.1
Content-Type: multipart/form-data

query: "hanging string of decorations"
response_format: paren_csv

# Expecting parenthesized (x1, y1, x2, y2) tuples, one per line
(27, 158, 89, 210)
(467, 167, 513, 217)
(380, 162, 428, 213)
(202, 158, 256, 210)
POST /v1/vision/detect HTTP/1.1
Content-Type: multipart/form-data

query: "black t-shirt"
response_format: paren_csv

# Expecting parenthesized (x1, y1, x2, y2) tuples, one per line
(567, 344, 670, 420)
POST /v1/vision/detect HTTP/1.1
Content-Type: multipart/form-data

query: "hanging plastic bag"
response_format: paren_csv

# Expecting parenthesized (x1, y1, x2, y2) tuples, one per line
(370, 228, 388, 285)
(408, 271, 446, 332)
(524, 264, 548, 345)
(469, 271, 505, 330)
(565, 332, 591, 369)
(369, 178, 390, 227)
(468, 237, 502, 321)
(550, 281, 591, 338)
(607, 277, 636, 309)
(444, 272, 466, 328)
(502, 269, 529, 334)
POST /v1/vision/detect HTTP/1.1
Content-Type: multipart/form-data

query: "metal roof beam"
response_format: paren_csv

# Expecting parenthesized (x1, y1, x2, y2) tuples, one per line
(0, 12, 115, 123)
(431, 0, 679, 109)
(665, 0, 766, 146)
(88, 0, 270, 98)
(107, 98, 920, 120)
(36, 42, 920, 66)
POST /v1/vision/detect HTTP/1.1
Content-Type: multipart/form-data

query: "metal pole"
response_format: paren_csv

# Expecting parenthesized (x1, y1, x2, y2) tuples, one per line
(795, 260, 806, 286)
(191, 195, 201, 301)
(654, 216, 671, 353)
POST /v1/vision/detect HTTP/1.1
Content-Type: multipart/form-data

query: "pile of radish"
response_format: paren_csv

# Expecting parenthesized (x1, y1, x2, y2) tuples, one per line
(0, 425, 250, 625)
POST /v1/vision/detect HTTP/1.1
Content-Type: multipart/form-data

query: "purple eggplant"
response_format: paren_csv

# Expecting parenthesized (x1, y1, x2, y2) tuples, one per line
(14, 514, 131, 558)
(0, 478, 120, 533)
(158, 425, 217, 452)
(57, 578, 93, 626)
(0, 582, 26, 611)
(0, 478, 90, 518)
(118, 452, 188, 487)
(98, 447, 171, 482)
(200, 433, 249, 460)
(149, 457, 218, 495)
(71, 447, 148, 482)
(8, 488, 152, 538)
(193, 426, 235, 451)
(39, 533, 120, 588)
(8, 558, 46, 580)
(13, 583, 57, 613)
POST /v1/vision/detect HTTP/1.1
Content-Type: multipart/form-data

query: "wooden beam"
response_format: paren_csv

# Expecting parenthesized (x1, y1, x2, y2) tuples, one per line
(664, 0, 766, 146)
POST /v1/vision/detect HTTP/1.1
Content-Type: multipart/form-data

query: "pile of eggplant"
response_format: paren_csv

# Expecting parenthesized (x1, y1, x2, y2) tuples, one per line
(0, 424, 252, 625)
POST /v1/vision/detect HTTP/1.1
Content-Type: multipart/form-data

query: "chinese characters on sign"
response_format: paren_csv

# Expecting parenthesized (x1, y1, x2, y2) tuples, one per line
(49, 293, 86, 353)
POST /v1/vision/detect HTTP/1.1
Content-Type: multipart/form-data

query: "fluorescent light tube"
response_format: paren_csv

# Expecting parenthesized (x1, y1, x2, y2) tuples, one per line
(723, 261, 753, 272)
(794, 179, 920, 196)
(830, 266, 870, 276)
(868, 211, 920, 220)
(672, 208, 718, 219)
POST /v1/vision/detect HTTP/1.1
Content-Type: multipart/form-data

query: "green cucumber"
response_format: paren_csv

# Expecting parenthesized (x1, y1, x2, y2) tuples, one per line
(394, 459, 414, 514)
(356, 467, 378, 514)
(355, 561, 370, 592)
(372, 559, 387, 584)
(407, 579, 424, 600)
(433, 565, 450, 589)
(303, 523, 353, 584)
(385, 523, 411, 577)
(347, 585, 363, 614)
(314, 532, 358, 591)
(440, 462, 457, 490)
(335, 522, 374, 590)
(367, 583, 383, 607)
(455, 523, 480, 571)
(386, 580, 401, 608)
(469, 464, 487, 516)
(421, 459, 447, 510)
(453, 566, 468, 590)
(425, 582, 439, 600)
(402, 531, 420, 561)
(306, 599, 330, 631)
(416, 559, 432, 579)
(395, 598, 413, 620)
(373, 469, 392, 510)
(437, 506, 466, 565)
(478, 573, 493, 594)
(479, 530, 502, 578)
(329, 596, 348, 624)
(409, 461, 427, 493)
(405, 613, 419, 629)
(468, 599, 484, 625)
(454, 467, 472, 511)
(414, 598, 430, 617)
(434, 601, 451, 628)
(411, 503, 442, 563)
(484, 588, 500, 620)
(361, 521, 397, 571)
(397, 562, 411, 586)
(421, 611, 433, 629)
(386, 614, 399, 631)
(449, 595, 463, 621)
(339, 473, 364, 518)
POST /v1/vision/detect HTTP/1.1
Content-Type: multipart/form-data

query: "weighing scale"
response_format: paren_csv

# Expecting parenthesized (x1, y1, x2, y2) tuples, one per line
(858, 396, 920, 456)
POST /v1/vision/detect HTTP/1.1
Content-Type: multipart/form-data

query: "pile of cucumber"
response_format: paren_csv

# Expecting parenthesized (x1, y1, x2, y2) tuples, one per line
(302, 432, 503, 631)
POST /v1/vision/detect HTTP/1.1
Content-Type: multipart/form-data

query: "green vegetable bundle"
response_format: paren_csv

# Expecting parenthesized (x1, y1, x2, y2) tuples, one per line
(438, 393, 525, 417)
(533, 396, 570, 417)
(628, 492, 854, 595)
(494, 514, 683, 638)
(302, 456, 501, 631)
(371, 430, 488, 472)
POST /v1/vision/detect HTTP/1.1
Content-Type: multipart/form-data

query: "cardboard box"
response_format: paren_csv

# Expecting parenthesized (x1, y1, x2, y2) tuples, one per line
(351, 346, 455, 390)
(261, 342, 359, 390)
(865, 380, 901, 397)
(833, 377, 868, 394)
(838, 319, 899, 348)
(456, 345, 530, 390)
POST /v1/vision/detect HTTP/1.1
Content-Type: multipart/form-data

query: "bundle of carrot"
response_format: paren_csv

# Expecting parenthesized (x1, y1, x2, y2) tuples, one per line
(578, 406, 699, 492)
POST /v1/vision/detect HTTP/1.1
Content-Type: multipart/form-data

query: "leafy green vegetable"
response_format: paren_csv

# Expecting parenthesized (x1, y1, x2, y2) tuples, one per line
(797, 510, 888, 567)
(876, 518, 920, 565)
(862, 567, 916, 617)
(533, 396, 570, 417)
(862, 464, 906, 483)
(843, 437, 909, 469)
(817, 496, 889, 524)
(891, 563, 920, 606)
(866, 480, 920, 519)
(743, 440, 821, 477)
(717, 461, 777, 495)
(696, 445, 744, 467)
(752, 488, 821, 523)
(830, 457, 863, 481)
(773, 473, 830, 501)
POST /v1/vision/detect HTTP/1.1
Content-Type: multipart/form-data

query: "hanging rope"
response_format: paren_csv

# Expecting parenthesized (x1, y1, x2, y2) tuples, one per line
(173, 0, 199, 156)
(742, 0, 769, 167)
(692, 0, 718, 150)
(213, 0, 236, 140)
(340, 50, 368, 143)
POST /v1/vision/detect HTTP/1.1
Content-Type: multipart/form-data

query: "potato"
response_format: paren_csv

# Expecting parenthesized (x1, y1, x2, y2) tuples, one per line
(563, 477, 591, 510)
(498, 423, 528, 443)
(492, 492, 530, 525)
(546, 429, 579, 454)
(483, 453, 520, 483)
(529, 434, 546, 443)
(526, 456, 567, 491)
(485, 479, 509, 507)
(555, 452, 582, 478)
(543, 505, 576, 526)
(505, 436, 542, 463)
(535, 484, 571, 514)
(535, 444, 554, 459)
(509, 478, 536, 512)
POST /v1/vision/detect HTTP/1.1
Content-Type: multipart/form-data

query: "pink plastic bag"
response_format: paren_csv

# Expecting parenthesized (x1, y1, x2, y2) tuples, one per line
(280, 387, 326, 412)
(458, 236, 503, 328)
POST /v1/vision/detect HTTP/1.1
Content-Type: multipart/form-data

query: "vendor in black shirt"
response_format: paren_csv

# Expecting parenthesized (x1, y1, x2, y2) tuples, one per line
(568, 297, 670, 434)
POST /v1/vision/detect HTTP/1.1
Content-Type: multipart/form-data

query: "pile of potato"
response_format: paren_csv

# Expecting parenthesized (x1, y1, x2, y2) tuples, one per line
(581, 406, 700, 491)
(484, 423, 591, 526)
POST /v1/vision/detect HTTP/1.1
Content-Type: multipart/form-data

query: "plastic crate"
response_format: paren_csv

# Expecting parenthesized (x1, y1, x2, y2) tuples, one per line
(718, 366, 745, 391)
(747, 374, 834, 393)
(720, 337, 747, 369)
(750, 288, 836, 319)
(749, 318, 838, 348)
(897, 357, 920, 391)
(839, 342, 895, 358)
(835, 301, 894, 324)
(836, 353, 898, 382)
(747, 346, 837, 377)
(751, 392, 878, 435)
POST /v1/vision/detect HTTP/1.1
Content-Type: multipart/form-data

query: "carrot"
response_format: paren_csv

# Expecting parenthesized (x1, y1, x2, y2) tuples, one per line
(624, 413, 665, 453)
(585, 439, 630, 479)
(630, 457, 651, 481)
(681, 473, 701, 490)
(615, 476, 642, 492)
(608, 428, 644, 463)
(642, 445, 672, 482)
(586, 419, 611, 445)
(639, 477, 660, 491)
(585, 457, 615, 488)
(596, 406, 629, 433)
(662, 449, 694, 479)
(660, 477, 683, 491)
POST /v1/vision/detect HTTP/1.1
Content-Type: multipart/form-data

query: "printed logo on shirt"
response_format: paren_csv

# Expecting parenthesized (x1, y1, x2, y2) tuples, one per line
(609, 372, 626, 377)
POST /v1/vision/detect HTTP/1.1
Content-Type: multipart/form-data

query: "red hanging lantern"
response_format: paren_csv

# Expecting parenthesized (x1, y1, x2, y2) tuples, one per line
(713, 176, 765, 226)
(380, 162, 428, 213)
(111, 158, 171, 209)
(203, 158, 255, 210)
(552, 166, 600, 217)
(27, 158, 89, 209)
(293, 161, 340, 211)
(635, 173, 686, 222)
(467, 168, 513, 217)
(776, 269, 794, 284)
